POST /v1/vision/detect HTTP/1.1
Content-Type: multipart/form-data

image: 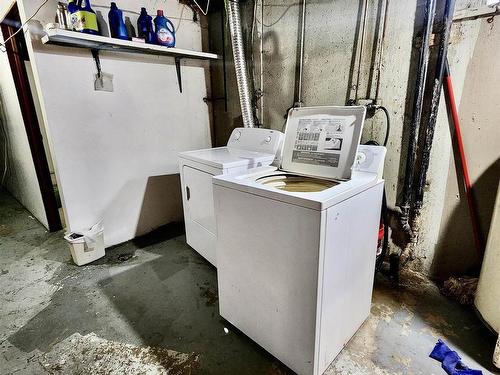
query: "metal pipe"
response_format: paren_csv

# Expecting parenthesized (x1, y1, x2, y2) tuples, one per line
(415, 0, 456, 209)
(399, 0, 436, 236)
(225, 0, 255, 128)
(221, 7, 228, 112)
(296, 0, 307, 106)
(374, 0, 390, 101)
(260, 0, 264, 122)
(354, 0, 369, 101)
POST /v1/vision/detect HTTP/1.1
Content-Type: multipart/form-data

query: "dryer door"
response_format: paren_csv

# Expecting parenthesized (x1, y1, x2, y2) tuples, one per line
(183, 165, 217, 234)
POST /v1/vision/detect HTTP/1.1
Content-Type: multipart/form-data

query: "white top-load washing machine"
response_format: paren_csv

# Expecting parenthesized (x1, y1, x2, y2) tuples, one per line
(213, 106, 386, 375)
(178, 127, 284, 266)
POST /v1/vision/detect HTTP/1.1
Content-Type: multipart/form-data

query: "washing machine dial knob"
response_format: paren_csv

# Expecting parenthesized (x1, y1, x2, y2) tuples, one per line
(356, 152, 367, 165)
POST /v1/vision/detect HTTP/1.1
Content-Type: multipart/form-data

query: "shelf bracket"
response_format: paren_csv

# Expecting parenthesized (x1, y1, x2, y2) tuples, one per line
(91, 48, 101, 78)
(175, 57, 183, 93)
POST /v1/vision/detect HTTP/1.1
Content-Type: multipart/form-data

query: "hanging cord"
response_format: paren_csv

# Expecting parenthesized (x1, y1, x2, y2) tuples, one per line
(378, 105, 390, 147)
(365, 104, 391, 147)
(0, 0, 49, 53)
(255, 3, 298, 28)
(364, 105, 392, 276)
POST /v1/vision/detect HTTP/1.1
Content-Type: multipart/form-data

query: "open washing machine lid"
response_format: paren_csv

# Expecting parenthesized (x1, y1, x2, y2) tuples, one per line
(280, 106, 366, 181)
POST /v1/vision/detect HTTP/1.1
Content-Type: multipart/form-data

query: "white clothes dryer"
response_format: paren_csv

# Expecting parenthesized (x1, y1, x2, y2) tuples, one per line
(178, 127, 284, 266)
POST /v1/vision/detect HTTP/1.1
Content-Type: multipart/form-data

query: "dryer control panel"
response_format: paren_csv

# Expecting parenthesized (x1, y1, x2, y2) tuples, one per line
(353, 145, 386, 179)
(227, 127, 284, 157)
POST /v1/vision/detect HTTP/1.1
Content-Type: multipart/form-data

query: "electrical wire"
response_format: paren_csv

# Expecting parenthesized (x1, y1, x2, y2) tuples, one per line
(0, 0, 49, 53)
(176, 5, 186, 33)
(255, 3, 298, 28)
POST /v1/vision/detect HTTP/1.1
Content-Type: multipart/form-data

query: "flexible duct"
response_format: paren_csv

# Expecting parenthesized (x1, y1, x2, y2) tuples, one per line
(225, 0, 255, 128)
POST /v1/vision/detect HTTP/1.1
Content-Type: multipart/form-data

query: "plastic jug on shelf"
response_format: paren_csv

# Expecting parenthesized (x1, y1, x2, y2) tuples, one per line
(154, 10, 175, 47)
(137, 7, 155, 44)
(68, 0, 99, 35)
(108, 2, 129, 40)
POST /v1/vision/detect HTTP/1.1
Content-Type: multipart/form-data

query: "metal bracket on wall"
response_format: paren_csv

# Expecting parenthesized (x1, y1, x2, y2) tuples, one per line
(91, 48, 101, 77)
(175, 57, 183, 93)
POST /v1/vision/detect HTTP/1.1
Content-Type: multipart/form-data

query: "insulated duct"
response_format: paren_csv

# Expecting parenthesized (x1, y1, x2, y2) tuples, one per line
(225, 0, 255, 128)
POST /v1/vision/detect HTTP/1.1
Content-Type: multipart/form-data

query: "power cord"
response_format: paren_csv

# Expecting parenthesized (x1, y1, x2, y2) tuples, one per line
(378, 105, 391, 147)
(363, 105, 392, 276)
(366, 104, 390, 147)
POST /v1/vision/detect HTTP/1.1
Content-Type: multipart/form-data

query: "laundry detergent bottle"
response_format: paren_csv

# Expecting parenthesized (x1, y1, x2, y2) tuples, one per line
(154, 10, 175, 47)
(68, 0, 99, 35)
(137, 7, 155, 44)
(108, 2, 129, 40)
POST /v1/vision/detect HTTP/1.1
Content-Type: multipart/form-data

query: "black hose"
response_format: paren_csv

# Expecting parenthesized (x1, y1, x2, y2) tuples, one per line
(378, 105, 390, 147)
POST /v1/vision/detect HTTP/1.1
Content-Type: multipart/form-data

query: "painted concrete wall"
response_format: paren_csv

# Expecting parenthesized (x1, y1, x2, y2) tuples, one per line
(0, 1, 49, 228)
(210, 0, 495, 278)
(433, 17, 500, 278)
(16, 0, 212, 246)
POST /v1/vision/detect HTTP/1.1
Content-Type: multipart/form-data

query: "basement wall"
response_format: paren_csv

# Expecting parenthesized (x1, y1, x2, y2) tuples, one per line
(15, 0, 212, 246)
(432, 16, 500, 278)
(210, 0, 496, 278)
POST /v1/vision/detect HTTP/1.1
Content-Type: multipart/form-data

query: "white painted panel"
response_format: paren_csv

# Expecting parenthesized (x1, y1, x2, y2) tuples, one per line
(214, 185, 321, 375)
(317, 183, 383, 374)
(17, 0, 212, 245)
(0, 21, 48, 228)
(183, 165, 215, 233)
(476, 183, 500, 332)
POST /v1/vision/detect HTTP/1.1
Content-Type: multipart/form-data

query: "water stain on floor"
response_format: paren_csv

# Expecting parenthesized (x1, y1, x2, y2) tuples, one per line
(0, 224, 12, 236)
(39, 333, 199, 375)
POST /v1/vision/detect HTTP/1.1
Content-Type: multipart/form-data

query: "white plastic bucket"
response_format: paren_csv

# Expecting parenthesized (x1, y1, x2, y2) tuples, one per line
(64, 222, 105, 266)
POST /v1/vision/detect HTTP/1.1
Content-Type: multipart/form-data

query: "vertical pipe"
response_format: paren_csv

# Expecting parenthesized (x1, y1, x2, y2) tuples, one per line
(415, 0, 456, 208)
(354, 0, 369, 101)
(374, 0, 390, 101)
(226, 0, 255, 128)
(221, 7, 228, 112)
(399, 0, 436, 235)
(260, 0, 264, 123)
(296, 0, 307, 106)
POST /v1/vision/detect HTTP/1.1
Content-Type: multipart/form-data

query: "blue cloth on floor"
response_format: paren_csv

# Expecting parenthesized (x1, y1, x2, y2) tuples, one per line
(429, 339, 483, 375)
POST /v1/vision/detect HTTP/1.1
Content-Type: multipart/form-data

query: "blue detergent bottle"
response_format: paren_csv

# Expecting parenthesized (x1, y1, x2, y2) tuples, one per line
(154, 10, 175, 47)
(108, 2, 129, 40)
(137, 7, 155, 44)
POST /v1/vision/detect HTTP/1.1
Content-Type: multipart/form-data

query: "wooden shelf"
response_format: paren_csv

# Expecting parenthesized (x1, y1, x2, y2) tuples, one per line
(41, 28, 221, 61)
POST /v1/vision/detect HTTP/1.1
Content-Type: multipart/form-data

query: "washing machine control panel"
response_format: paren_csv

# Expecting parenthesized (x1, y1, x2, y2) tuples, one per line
(227, 127, 284, 156)
(353, 145, 386, 179)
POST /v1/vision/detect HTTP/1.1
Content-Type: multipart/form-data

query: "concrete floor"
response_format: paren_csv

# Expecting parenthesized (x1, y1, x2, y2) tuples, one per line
(0, 190, 497, 375)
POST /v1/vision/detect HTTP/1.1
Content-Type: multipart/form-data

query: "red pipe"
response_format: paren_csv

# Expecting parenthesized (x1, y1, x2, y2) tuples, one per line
(443, 61, 483, 256)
